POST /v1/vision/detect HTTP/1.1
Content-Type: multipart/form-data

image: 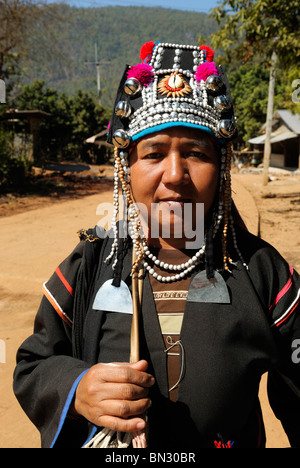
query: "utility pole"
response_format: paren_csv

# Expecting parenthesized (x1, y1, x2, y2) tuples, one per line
(262, 50, 277, 186)
(85, 43, 110, 106)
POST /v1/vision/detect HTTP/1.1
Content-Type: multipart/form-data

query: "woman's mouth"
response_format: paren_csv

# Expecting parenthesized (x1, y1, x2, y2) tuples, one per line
(158, 199, 193, 210)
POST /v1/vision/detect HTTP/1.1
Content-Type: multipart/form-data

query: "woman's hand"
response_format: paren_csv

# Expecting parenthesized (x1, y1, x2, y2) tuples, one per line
(72, 360, 154, 433)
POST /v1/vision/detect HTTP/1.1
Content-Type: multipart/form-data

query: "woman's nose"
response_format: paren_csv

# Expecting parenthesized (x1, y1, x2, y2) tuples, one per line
(161, 154, 190, 186)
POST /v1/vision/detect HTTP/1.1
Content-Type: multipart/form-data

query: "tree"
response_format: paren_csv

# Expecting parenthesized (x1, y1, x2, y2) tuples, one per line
(14, 80, 111, 162)
(0, 0, 64, 97)
(210, 0, 299, 67)
(227, 64, 270, 144)
(1, 1, 38, 77)
(210, 0, 300, 184)
(57, 89, 111, 161)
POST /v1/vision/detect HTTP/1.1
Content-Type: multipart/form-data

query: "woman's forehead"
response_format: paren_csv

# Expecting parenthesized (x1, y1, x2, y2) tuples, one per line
(135, 127, 216, 148)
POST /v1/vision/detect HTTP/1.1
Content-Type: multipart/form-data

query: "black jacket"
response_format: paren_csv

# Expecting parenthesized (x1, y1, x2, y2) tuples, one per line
(13, 227, 300, 448)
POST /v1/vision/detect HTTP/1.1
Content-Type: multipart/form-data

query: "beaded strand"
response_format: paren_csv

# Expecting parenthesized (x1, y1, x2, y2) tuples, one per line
(221, 142, 233, 271)
(104, 159, 120, 267)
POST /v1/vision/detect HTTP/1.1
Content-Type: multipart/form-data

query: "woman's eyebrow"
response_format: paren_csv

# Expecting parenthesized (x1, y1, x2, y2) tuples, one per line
(186, 140, 211, 149)
(139, 141, 168, 151)
(139, 140, 211, 149)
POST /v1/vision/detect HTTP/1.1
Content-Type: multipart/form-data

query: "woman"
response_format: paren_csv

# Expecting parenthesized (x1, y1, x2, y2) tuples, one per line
(14, 41, 300, 448)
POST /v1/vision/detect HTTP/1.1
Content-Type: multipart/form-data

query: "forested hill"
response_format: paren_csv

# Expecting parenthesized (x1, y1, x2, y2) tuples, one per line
(21, 4, 218, 106)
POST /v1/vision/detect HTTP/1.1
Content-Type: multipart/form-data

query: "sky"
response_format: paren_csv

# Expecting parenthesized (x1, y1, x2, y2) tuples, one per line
(49, 0, 220, 13)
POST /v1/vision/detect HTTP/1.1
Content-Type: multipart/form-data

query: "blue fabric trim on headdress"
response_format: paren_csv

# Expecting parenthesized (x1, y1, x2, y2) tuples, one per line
(144, 40, 160, 64)
(131, 121, 217, 142)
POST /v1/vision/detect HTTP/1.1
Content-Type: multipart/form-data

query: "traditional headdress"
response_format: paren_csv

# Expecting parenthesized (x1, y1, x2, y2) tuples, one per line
(106, 41, 245, 285)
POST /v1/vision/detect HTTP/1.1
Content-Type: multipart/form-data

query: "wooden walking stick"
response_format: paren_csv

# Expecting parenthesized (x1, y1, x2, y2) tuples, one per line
(130, 248, 147, 448)
(84, 247, 146, 448)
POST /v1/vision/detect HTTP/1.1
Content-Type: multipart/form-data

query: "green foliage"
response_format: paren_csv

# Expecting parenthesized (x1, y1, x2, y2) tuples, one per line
(209, 0, 300, 143)
(227, 62, 300, 143)
(210, 0, 300, 67)
(228, 64, 269, 143)
(13, 80, 111, 162)
(276, 65, 300, 115)
(0, 78, 111, 188)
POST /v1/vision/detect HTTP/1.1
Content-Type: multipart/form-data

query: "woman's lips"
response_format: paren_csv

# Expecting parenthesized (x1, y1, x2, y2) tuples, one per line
(158, 199, 192, 207)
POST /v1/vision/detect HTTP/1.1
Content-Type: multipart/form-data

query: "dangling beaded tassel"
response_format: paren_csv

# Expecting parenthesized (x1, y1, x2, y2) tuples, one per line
(229, 212, 248, 269)
(104, 156, 120, 266)
(222, 143, 248, 272)
(115, 147, 146, 274)
(222, 142, 233, 272)
(221, 142, 248, 271)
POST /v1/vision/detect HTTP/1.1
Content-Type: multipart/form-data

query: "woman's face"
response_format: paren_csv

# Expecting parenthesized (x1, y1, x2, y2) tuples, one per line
(129, 127, 220, 249)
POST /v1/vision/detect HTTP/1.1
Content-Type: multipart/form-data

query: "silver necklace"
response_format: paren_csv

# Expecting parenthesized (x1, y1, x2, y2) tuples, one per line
(141, 241, 206, 283)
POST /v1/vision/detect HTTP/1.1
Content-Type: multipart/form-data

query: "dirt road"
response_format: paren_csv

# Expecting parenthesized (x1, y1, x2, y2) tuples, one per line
(0, 168, 299, 448)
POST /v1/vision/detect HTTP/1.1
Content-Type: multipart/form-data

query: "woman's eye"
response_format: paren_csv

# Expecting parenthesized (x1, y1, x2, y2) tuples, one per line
(186, 151, 208, 160)
(143, 153, 163, 160)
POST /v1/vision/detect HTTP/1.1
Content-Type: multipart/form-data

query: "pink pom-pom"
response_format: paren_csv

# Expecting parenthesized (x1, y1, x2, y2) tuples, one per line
(195, 62, 219, 82)
(127, 63, 154, 87)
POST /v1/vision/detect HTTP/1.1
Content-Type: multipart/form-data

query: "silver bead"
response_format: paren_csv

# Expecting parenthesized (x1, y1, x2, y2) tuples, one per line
(124, 77, 142, 95)
(214, 95, 231, 112)
(115, 100, 132, 118)
(205, 74, 223, 92)
(218, 119, 236, 138)
(112, 129, 131, 148)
